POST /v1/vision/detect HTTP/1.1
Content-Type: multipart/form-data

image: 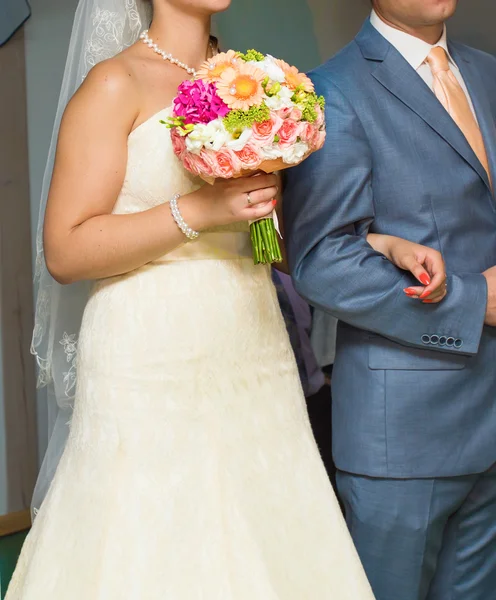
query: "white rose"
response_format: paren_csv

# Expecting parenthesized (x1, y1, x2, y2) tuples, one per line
(262, 144, 284, 160)
(248, 56, 286, 83)
(227, 128, 253, 151)
(281, 141, 309, 164)
(265, 86, 294, 111)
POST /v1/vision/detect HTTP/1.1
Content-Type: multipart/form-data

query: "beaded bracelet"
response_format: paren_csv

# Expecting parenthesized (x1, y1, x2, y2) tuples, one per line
(170, 193, 199, 240)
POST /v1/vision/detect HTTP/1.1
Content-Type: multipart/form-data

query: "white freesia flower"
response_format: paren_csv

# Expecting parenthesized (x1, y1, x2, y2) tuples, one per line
(248, 55, 286, 83)
(265, 86, 294, 111)
(185, 129, 205, 155)
(227, 128, 253, 151)
(262, 144, 284, 160)
(185, 119, 232, 154)
(281, 141, 309, 164)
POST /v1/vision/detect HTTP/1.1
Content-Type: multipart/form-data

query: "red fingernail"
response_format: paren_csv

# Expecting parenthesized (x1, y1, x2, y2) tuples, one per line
(419, 274, 431, 286)
(423, 299, 434, 303)
(272, 199, 277, 206)
(404, 288, 416, 295)
(419, 290, 430, 299)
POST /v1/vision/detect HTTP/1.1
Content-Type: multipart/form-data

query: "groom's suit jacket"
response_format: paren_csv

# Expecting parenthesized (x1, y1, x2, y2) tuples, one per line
(284, 19, 496, 479)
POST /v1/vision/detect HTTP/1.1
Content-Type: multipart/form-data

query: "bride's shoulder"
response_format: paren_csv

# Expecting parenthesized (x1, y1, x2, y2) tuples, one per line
(63, 55, 140, 132)
(81, 55, 140, 102)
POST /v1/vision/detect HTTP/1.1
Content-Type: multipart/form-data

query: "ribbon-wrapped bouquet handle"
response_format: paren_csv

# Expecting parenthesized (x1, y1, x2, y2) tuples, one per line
(164, 49, 326, 265)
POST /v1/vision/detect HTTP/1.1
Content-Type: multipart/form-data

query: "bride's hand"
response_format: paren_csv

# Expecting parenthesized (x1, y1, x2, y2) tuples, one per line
(183, 173, 279, 230)
(367, 234, 447, 304)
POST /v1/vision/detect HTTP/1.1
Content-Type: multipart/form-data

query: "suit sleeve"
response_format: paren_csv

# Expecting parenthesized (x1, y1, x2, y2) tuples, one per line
(283, 71, 487, 356)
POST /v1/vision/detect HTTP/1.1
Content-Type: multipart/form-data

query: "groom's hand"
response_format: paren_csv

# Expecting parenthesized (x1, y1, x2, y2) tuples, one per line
(483, 265, 496, 326)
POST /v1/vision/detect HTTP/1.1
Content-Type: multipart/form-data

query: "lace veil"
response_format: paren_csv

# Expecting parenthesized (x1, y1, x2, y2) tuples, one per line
(30, 0, 151, 515)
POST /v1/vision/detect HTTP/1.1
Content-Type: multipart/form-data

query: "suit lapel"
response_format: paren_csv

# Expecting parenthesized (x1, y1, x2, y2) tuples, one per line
(450, 42, 496, 191)
(355, 21, 491, 192)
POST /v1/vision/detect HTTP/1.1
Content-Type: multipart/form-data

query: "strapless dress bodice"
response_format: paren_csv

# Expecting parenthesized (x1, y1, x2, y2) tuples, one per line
(113, 106, 249, 262)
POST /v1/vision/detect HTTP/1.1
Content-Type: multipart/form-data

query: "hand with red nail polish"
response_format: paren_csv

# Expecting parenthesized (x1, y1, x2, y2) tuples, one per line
(367, 234, 447, 304)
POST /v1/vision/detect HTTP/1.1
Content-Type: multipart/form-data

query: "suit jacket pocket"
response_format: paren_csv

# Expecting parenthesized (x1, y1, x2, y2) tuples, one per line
(368, 335, 467, 370)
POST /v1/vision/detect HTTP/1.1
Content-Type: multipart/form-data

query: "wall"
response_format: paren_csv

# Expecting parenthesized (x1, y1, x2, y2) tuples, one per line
(0, 311, 6, 515)
(214, 0, 371, 68)
(0, 27, 38, 519)
(450, 0, 496, 53)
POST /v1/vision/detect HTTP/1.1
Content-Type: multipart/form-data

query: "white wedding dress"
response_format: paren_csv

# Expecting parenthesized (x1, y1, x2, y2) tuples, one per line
(7, 107, 374, 599)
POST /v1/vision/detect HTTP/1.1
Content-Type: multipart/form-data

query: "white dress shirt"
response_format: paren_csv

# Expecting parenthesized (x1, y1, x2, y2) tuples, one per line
(370, 10, 477, 119)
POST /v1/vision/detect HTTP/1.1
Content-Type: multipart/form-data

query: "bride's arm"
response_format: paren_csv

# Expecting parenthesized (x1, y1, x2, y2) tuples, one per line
(44, 60, 277, 285)
(44, 61, 184, 284)
(367, 233, 447, 303)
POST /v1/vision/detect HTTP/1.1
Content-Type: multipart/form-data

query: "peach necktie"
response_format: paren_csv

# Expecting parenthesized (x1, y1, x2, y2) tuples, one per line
(426, 46, 490, 181)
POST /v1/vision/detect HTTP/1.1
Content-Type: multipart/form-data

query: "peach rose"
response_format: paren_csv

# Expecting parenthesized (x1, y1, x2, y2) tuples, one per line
(290, 107, 303, 121)
(199, 149, 219, 175)
(182, 151, 213, 177)
(235, 142, 263, 170)
(212, 147, 241, 178)
(171, 129, 187, 158)
(312, 128, 326, 151)
(299, 122, 315, 145)
(252, 113, 283, 145)
(315, 104, 325, 128)
(277, 118, 304, 148)
(300, 123, 325, 150)
(277, 106, 293, 120)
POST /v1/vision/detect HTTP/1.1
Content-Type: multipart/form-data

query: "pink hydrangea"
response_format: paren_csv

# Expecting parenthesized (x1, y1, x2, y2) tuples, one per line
(173, 80, 230, 125)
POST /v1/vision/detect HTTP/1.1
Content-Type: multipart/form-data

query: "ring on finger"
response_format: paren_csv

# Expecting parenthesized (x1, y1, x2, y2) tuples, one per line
(246, 193, 252, 206)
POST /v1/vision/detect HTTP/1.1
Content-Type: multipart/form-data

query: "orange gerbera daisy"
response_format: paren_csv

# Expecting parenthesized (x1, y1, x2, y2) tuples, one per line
(196, 50, 240, 82)
(216, 63, 266, 110)
(274, 58, 314, 92)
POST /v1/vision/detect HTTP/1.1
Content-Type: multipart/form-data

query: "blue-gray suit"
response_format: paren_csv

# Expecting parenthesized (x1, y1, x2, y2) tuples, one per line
(284, 20, 496, 600)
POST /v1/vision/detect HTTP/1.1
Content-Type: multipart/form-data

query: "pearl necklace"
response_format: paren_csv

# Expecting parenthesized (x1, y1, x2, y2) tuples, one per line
(140, 30, 199, 77)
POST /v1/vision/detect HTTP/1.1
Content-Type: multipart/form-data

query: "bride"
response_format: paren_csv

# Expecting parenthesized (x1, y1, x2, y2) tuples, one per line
(7, 0, 447, 598)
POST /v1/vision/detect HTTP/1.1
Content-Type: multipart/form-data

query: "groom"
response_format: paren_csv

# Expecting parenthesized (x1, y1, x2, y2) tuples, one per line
(284, 1, 496, 599)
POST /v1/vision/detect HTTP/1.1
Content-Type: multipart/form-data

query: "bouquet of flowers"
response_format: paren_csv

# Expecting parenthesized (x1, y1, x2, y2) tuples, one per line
(165, 49, 326, 265)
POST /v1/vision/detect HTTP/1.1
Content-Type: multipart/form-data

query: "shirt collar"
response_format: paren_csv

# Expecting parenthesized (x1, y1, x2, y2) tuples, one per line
(370, 10, 456, 71)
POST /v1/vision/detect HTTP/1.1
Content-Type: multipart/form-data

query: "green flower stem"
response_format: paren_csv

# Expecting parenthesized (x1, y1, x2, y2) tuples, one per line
(250, 223, 257, 262)
(262, 220, 274, 259)
(251, 222, 261, 264)
(249, 219, 283, 265)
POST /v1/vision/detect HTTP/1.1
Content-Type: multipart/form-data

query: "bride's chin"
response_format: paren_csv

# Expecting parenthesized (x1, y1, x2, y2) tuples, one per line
(197, 0, 232, 15)
(159, 0, 232, 16)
